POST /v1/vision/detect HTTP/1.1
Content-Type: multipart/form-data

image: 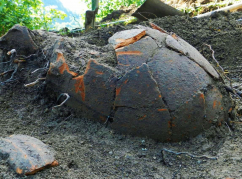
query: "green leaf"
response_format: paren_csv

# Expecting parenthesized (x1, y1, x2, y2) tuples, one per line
(0, 0, 66, 33)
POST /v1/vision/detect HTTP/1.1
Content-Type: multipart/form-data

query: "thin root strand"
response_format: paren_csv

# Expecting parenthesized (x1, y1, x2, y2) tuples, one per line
(1, 67, 18, 84)
(53, 93, 70, 108)
(0, 69, 14, 76)
(204, 43, 239, 98)
(161, 148, 217, 160)
(24, 78, 46, 87)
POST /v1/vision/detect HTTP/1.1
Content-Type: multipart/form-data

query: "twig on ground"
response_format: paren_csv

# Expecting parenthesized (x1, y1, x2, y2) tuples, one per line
(16, 52, 38, 59)
(230, 121, 242, 124)
(53, 93, 70, 108)
(204, 44, 223, 71)
(134, 12, 157, 20)
(24, 78, 46, 87)
(31, 61, 49, 74)
(161, 148, 218, 160)
(1, 49, 48, 86)
(104, 116, 114, 127)
(7, 49, 16, 56)
(0, 49, 17, 65)
(13, 59, 26, 63)
(31, 67, 47, 74)
(224, 86, 242, 97)
(8, 48, 46, 60)
(0, 69, 14, 76)
(225, 122, 232, 134)
(204, 44, 239, 97)
(1, 66, 18, 84)
(137, 12, 149, 20)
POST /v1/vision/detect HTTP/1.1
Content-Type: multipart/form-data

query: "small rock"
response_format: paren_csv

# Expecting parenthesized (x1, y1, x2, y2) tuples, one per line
(115, 156, 120, 159)
(44, 108, 49, 113)
(79, 141, 85, 145)
(125, 154, 135, 160)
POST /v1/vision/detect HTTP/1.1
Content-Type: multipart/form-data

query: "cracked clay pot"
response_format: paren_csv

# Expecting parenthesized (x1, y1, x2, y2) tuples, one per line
(46, 25, 233, 142)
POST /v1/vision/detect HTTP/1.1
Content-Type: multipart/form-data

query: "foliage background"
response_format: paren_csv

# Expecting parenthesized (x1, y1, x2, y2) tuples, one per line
(0, 0, 66, 36)
(84, 0, 145, 21)
(1, 0, 237, 36)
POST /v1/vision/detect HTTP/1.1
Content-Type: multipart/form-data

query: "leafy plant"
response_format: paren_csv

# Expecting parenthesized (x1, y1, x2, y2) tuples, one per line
(0, 0, 67, 36)
(180, 0, 236, 17)
(84, 0, 146, 21)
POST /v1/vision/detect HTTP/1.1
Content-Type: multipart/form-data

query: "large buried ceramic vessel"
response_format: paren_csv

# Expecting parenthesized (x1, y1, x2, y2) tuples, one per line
(47, 25, 233, 142)
(0, 24, 233, 142)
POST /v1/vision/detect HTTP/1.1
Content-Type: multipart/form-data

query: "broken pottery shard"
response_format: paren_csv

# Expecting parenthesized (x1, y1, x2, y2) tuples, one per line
(45, 47, 117, 123)
(149, 22, 168, 34)
(204, 85, 229, 127)
(47, 51, 78, 92)
(171, 92, 207, 142)
(108, 29, 146, 49)
(165, 35, 219, 79)
(135, 25, 168, 47)
(0, 24, 38, 56)
(0, 135, 58, 176)
(171, 85, 229, 141)
(66, 59, 117, 122)
(114, 63, 167, 108)
(111, 63, 171, 140)
(148, 48, 212, 112)
(115, 36, 158, 71)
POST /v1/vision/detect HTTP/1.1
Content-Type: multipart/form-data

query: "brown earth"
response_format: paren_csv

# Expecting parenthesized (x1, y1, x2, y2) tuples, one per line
(1, 11, 242, 179)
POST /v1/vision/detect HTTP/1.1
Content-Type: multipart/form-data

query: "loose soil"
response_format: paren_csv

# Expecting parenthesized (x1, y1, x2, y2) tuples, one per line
(1, 12, 242, 179)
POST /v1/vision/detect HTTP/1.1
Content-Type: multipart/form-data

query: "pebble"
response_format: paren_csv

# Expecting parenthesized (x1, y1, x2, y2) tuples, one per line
(125, 154, 135, 160)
